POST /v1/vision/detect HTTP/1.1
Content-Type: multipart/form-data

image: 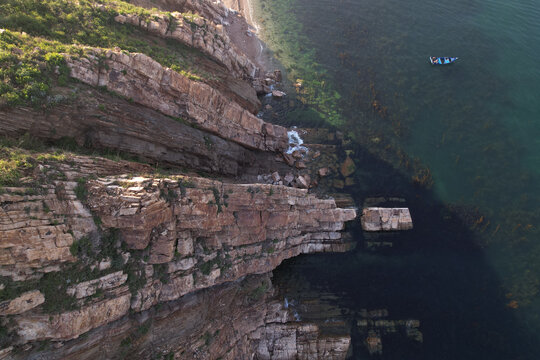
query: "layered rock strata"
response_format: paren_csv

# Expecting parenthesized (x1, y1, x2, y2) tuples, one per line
(130, 0, 231, 26)
(86, 174, 356, 312)
(357, 309, 423, 355)
(66, 49, 288, 152)
(360, 207, 413, 231)
(0, 154, 356, 352)
(5, 274, 350, 360)
(114, 10, 258, 81)
(0, 84, 273, 176)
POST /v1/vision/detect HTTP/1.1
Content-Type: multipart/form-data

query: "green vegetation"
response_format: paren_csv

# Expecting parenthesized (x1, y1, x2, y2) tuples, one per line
(256, 0, 345, 127)
(203, 135, 213, 150)
(177, 178, 196, 196)
(1, 237, 124, 313)
(202, 331, 213, 346)
(160, 187, 178, 204)
(0, 0, 211, 108)
(0, 141, 66, 186)
(153, 263, 170, 284)
(210, 186, 222, 213)
(125, 251, 147, 295)
(200, 259, 216, 276)
(248, 281, 269, 301)
(0, 30, 74, 107)
(70, 236, 92, 257)
(74, 177, 88, 201)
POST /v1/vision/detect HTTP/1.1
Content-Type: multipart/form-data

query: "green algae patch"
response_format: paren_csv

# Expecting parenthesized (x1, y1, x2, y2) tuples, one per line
(255, 0, 345, 127)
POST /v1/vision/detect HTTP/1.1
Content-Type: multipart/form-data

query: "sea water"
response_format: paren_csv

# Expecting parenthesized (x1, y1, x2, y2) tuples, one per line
(254, 0, 540, 358)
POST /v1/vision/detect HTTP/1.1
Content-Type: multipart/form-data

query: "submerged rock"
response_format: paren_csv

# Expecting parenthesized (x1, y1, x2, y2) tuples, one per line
(340, 156, 356, 177)
(272, 90, 286, 98)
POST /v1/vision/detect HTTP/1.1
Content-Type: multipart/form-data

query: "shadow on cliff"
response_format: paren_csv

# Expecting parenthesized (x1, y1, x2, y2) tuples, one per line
(272, 140, 539, 360)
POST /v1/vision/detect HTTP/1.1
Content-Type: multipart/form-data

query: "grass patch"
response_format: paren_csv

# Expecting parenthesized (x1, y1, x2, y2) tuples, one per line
(248, 281, 269, 302)
(0, 0, 210, 109)
(210, 186, 222, 213)
(74, 177, 88, 201)
(0, 141, 67, 186)
(153, 263, 169, 284)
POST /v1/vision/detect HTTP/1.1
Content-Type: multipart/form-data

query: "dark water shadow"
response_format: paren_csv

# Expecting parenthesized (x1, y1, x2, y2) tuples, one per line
(245, 19, 539, 359)
(272, 140, 540, 360)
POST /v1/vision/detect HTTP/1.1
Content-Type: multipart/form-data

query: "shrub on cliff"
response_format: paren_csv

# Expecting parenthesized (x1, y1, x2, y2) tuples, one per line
(0, 30, 75, 107)
(0, 0, 206, 108)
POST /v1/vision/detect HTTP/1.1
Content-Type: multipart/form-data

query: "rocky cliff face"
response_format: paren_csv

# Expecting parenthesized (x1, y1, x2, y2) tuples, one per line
(0, 82, 276, 177)
(114, 9, 259, 81)
(0, 154, 355, 358)
(66, 49, 287, 152)
(7, 273, 350, 360)
(0, 1, 358, 358)
(130, 0, 232, 26)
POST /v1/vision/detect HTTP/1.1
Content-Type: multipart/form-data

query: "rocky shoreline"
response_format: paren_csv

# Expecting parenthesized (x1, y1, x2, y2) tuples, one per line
(0, 0, 363, 358)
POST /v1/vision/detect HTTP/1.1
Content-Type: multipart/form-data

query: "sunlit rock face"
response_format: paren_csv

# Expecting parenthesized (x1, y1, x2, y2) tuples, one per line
(0, 154, 356, 357)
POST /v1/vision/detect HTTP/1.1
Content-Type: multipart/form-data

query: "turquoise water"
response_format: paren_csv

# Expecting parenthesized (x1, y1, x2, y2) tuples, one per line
(256, 0, 540, 357)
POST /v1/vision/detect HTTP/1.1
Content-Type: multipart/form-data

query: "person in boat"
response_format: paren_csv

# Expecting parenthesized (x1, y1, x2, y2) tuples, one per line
(432, 57, 439, 64)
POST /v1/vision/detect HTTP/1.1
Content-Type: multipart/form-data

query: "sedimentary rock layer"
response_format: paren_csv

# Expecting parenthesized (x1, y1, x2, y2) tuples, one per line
(7, 274, 350, 360)
(66, 50, 288, 152)
(0, 84, 267, 176)
(114, 10, 258, 81)
(0, 155, 356, 349)
(361, 207, 413, 231)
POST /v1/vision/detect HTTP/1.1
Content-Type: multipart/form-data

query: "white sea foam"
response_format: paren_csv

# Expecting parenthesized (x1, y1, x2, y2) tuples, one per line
(286, 129, 309, 155)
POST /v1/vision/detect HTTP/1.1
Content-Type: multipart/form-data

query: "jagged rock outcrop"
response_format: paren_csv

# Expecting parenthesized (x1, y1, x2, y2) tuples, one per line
(0, 183, 91, 281)
(357, 309, 423, 355)
(0, 154, 356, 352)
(360, 207, 413, 231)
(255, 323, 351, 359)
(86, 174, 356, 311)
(0, 83, 276, 176)
(130, 0, 231, 25)
(0, 156, 153, 281)
(0, 291, 44, 316)
(66, 49, 288, 152)
(4, 274, 350, 360)
(114, 10, 258, 81)
(15, 294, 132, 343)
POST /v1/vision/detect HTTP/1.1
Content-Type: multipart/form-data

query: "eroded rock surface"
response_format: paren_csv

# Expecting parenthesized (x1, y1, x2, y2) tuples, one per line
(66, 50, 288, 152)
(114, 10, 258, 82)
(0, 291, 44, 316)
(0, 84, 268, 177)
(361, 207, 413, 231)
(0, 155, 356, 352)
(5, 274, 350, 360)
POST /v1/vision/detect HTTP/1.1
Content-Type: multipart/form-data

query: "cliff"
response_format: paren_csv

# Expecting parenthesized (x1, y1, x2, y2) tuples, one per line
(0, 153, 355, 358)
(66, 49, 287, 152)
(0, 0, 357, 358)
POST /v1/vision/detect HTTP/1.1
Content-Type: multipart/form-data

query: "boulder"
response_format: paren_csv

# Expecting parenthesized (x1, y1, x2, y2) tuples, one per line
(340, 156, 356, 177)
(296, 176, 309, 189)
(318, 168, 330, 177)
(272, 90, 286, 98)
(0, 291, 44, 315)
(360, 208, 413, 231)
